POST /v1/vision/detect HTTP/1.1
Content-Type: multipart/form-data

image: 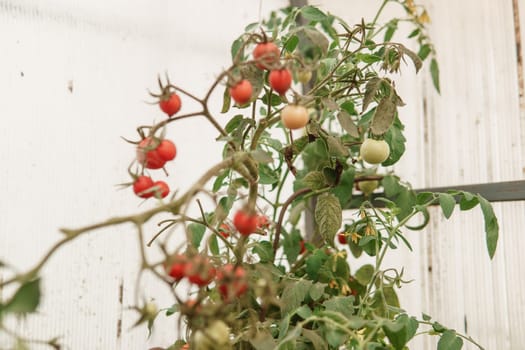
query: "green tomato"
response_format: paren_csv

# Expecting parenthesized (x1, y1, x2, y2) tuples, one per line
(360, 139, 390, 164)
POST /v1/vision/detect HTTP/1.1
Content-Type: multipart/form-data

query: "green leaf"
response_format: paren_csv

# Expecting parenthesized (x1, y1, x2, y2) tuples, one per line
(384, 20, 398, 42)
(293, 26, 329, 60)
(439, 193, 456, 219)
(309, 282, 326, 301)
(281, 280, 313, 315)
(383, 315, 419, 350)
(221, 86, 231, 113)
(300, 6, 328, 22)
(430, 58, 441, 93)
(259, 164, 280, 185)
(315, 193, 343, 245)
(355, 264, 374, 286)
(302, 171, 327, 191)
(362, 77, 382, 113)
(251, 149, 273, 164)
(322, 296, 355, 319)
(3, 279, 41, 314)
(418, 44, 431, 60)
(337, 111, 359, 138)
(209, 234, 220, 255)
(370, 95, 397, 135)
(188, 223, 206, 249)
(212, 170, 230, 193)
(296, 305, 312, 319)
(302, 329, 327, 350)
(437, 330, 464, 350)
(478, 195, 499, 259)
(250, 330, 277, 350)
(459, 192, 479, 210)
(382, 175, 403, 197)
(253, 241, 275, 263)
(422, 313, 432, 321)
(284, 35, 299, 52)
(231, 37, 243, 60)
(332, 168, 355, 207)
(382, 116, 406, 166)
(305, 250, 328, 280)
(225, 115, 244, 133)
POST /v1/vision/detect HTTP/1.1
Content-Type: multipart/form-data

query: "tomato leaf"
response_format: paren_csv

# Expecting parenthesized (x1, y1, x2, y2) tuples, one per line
(437, 330, 463, 350)
(430, 58, 441, 93)
(478, 195, 499, 259)
(302, 171, 327, 191)
(370, 95, 397, 135)
(382, 116, 406, 166)
(300, 6, 328, 22)
(355, 264, 374, 286)
(315, 193, 342, 246)
(3, 279, 41, 314)
(252, 241, 275, 263)
(402, 46, 423, 73)
(188, 223, 206, 249)
(439, 193, 456, 219)
(337, 111, 359, 138)
(362, 77, 381, 113)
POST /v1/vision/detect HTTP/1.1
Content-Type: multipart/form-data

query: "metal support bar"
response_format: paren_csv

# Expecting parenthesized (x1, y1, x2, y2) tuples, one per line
(348, 180, 525, 208)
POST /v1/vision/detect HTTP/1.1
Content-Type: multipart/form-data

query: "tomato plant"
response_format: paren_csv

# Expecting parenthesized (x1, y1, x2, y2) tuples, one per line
(0, 2, 501, 350)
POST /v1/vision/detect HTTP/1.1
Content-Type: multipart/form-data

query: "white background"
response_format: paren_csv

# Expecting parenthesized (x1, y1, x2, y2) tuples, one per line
(0, 0, 524, 349)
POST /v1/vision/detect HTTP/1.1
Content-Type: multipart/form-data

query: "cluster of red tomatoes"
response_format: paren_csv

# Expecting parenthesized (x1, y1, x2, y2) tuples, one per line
(132, 87, 182, 199)
(167, 255, 248, 301)
(229, 40, 310, 130)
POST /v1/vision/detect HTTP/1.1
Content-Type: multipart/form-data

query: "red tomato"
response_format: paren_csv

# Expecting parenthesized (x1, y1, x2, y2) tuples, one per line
(156, 139, 177, 161)
(233, 210, 259, 236)
(253, 42, 280, 69)
(152, 181, 170, 198)
(168, 255, 187, 281)
(230, 80, 253, 105)
(218, 223, 231, 238)
(216, 264, 248, 300)
(159, 92, 181, 116)
(280, 104, 309, 130)
(257, 215, 270, 229)
(133, 176, 154, 198)
(269, 68, 292, 95)
(299, 240, 306, 254)
(185, 255, 216, 287)
(337, 232, 347, 244)
(137, 137, 166, 169)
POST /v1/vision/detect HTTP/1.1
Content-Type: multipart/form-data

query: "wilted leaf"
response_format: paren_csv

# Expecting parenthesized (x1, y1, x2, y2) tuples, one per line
(402, 46, 423, 73)
(370, 96, 397, 135)
(362, 77, 382, 113)
(302, 171, 327, 191)
(315, 193, 342, 245)
(337, 111, 359, 138)
(302, 329, 327, 350)
(326, 135, 349, 157)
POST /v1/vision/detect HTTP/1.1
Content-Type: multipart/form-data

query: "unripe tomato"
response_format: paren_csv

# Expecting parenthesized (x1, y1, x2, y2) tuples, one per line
(357, 180, 379, 195)
(230, 80, 253, 105)
(137, 137, 166, 169)
(185, 255, 216, 287)
(193, 320, 230, 350)
(253, 41, 280, 69)
(168, 255, 187, 281)
(296, 69, 312, 84)
(159, 92, 181, 116)
(152, 181, 170, 199)
(337, 232, 347, 245)
(269, 68, 292, 95)
(359, 139, 390, 164)
(233, 210, 259, 236)
(280, 104, 309, 130)
(156, 139, 177, 161)
(216, 264, 248, 300)
(133, 176, 154, 198)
